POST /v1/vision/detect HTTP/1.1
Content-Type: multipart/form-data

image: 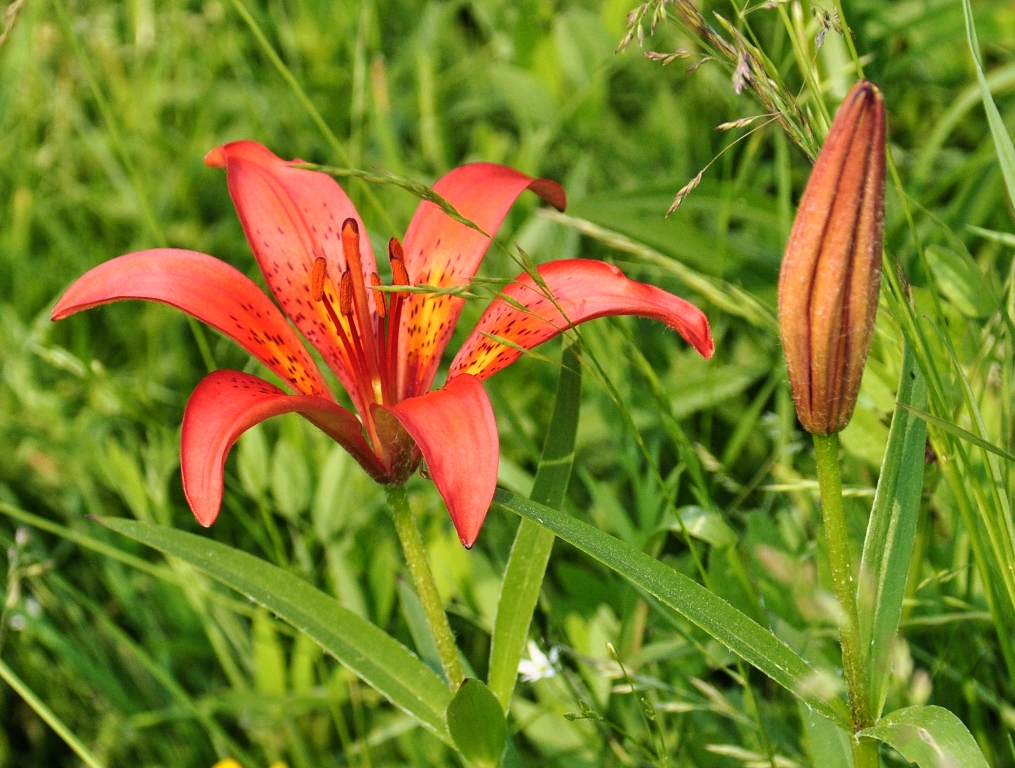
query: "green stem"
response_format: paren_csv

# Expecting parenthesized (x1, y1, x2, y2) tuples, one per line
(812, 433, 878, 768)
(386, 485, 464, 690)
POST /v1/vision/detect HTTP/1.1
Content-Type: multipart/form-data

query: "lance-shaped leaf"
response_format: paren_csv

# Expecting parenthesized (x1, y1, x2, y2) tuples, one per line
(858, 343, 928, 717)
(451, 259, 714, 381)
(494, 489, 851, 727)
(488, 343, 582, 709)
(51, 249, 330, 398)
(182, 370, 384, 526)
(97, 517, 453, 742)
(385, 374, 498, 548)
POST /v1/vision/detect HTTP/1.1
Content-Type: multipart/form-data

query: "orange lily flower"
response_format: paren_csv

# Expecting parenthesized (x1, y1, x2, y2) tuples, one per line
(53, 141, 713, 546)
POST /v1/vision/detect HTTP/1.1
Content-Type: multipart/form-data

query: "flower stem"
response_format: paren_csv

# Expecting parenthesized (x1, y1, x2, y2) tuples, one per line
(386, 485, 464, 690)
(812, 433, 879, 768)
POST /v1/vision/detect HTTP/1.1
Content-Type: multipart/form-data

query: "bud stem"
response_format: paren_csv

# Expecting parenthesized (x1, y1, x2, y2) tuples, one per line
(812, 433, 879, 768)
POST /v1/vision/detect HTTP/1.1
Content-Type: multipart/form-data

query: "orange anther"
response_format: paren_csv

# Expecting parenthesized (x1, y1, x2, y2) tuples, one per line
(339, 271, 354, 316)
(310, 258, 328, 302)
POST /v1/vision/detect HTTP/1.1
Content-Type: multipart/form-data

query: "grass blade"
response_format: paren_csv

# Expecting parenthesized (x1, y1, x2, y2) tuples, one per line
(493, 489, 851, 727)
(488, 343, 582, 710)
(897, 403, 1015, 465)
(0, 657, 106, 768)
(858, 342, 928, 718)
(962, 0, 1015, 203)
(97, 517, 453, 743)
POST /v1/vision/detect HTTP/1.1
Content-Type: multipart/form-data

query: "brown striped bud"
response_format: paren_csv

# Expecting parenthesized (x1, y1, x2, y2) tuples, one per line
(778, 80, 886, 435)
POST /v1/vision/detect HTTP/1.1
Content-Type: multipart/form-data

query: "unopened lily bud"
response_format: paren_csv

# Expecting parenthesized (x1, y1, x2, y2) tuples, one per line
(778, 80, 886, 435)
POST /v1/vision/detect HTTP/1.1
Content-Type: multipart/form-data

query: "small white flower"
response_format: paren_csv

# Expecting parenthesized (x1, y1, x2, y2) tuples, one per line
(517, 641, 559, 683)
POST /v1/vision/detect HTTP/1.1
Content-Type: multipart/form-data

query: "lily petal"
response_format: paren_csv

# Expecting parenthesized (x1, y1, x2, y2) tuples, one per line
(449, 259, 714, 380)
(206, 140, 379, 415)
(383, 375, 498, 548)
(398, 163, 566, 399)
(52, 249, 331, 398)
(182, 370, 384, 526)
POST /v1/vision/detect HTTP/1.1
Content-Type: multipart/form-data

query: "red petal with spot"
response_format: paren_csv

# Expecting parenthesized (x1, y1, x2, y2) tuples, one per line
(211, 140, 379, 416)
(181, 370, 384, 526)
(397, 163, 566, 400)
(449, 259, 714, 380)
(51, 249, 331, 398)
(383, 375, 498, 548)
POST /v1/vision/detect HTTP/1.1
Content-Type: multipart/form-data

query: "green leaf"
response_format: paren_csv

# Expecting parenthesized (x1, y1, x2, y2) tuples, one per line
(924, 245, 996, 319)
(897, 402, 1015, 465)
(0, 658, 107, 768)
(800, 704, 854, 768)
(488, 343, 582, 710)
(97, 517, 453, 742)
(658, 506, 738, 550)
(271, 437, 311, 519)
(446, 679, 508, 768)
(253, 607, 287, 696)
(493, 490, 851, 727)
(858, 343, 929, 717)
(238, 424, 269, 499)
(859, 706, 989, 768)
(962, 0, 1015, 212)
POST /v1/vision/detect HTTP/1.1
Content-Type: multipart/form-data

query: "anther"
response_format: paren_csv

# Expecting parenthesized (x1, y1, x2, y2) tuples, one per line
(388, 239, 409, 286)
(369, 273, 386, 319)
(310, 258, 328, 302)
(339, 271, 354, 316)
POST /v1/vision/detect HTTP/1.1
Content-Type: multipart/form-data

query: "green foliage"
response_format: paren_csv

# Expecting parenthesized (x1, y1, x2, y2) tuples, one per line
(446, 679, 507, 768)
(1, 0, 1015, 765)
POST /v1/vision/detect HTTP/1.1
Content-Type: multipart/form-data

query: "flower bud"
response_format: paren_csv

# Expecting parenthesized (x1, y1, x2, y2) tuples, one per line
(778, 80, 886, 435)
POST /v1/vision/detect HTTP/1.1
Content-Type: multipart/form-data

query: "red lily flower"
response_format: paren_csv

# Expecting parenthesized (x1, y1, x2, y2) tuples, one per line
(53, 141, 714, 547)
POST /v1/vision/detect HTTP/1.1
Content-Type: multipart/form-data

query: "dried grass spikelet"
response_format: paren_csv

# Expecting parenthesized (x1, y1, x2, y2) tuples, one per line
(778, 80, 886, 435)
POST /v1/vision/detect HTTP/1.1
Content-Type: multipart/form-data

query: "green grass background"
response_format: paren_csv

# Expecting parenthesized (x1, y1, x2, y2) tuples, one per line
(1, 0, 1015, 765)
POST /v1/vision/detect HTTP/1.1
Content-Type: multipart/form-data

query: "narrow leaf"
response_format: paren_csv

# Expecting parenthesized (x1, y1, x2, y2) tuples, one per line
(488, 343, 582, 710)
(962, 0, 1015, 207)
(446, 679, 507, 768)
(897, 403, 1015, 464)
(97, 517, 453, 742)
(800, 704, 854, 768)
(858, 343, 928, 717)
(0, 658, 106, 768)
(859, 705, 989, 768)
(493, 490, 851, 727)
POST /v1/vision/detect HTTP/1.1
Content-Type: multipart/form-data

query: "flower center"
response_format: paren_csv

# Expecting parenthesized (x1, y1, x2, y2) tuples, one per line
(309, 219, 411, 450)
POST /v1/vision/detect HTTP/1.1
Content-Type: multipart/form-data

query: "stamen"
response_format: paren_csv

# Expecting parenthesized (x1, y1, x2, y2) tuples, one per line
(311, 273, 382, 449)
(389, 238, 409, 285)
(339, 271, 354, 316)
(370, 273, 386, 319)
(385, 237, 409, 402)
(310, 258, 328, 302)
(341, 218, 384, 407)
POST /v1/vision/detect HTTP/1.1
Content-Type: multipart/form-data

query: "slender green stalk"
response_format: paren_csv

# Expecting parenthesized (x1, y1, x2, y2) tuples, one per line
(386, 485, 464, 690)
(812, 434, 879, 768)
(0, 657, 107, 768)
